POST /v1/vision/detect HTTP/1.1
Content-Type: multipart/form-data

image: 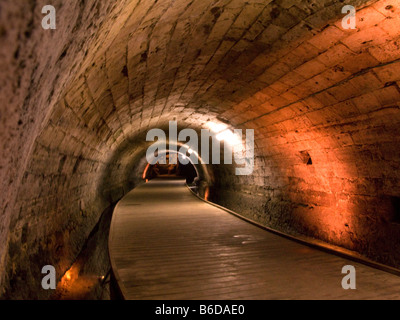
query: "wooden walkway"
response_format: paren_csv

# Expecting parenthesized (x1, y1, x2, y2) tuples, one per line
(109, 178, 400, 300)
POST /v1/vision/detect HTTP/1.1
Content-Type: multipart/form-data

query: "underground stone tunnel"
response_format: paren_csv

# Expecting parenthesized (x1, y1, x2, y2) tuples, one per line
(1, 0, 400, 300)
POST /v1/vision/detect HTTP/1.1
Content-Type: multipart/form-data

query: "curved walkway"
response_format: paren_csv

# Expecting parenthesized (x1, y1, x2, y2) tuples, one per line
(109, 178, 400, 300)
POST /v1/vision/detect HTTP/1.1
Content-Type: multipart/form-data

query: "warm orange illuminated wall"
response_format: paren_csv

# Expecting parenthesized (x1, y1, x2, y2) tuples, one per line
(215, 0, 400, 265)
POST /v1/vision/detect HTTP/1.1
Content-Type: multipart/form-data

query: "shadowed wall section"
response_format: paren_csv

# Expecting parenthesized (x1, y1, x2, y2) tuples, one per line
(1, 0, 400, 298)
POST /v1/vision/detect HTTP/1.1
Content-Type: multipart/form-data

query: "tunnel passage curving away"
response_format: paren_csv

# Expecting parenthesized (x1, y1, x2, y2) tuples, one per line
(1, 0, 400, 299)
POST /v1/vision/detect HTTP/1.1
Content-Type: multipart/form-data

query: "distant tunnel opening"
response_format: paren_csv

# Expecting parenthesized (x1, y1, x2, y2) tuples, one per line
(143, 151, 198, 185)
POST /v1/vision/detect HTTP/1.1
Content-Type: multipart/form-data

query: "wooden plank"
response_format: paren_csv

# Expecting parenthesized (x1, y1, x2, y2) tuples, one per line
(109, 178, 400, 300)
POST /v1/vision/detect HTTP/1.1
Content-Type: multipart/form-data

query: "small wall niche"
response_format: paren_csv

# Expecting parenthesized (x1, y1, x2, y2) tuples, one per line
(389, 196, 400, 224)
(299, 151, 313, 165)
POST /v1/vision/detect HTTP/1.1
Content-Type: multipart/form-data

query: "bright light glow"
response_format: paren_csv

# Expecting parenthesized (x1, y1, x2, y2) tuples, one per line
(147, 148, 203, 167)
(204, 187, 210, 201)
(216, 129, 242, 146)
(205, 121, 242, 146)
(142, 163, 150, 179)
(188, 148, 193, 155)
(206, 121, 228, 133)
(64, 269, 72, 281)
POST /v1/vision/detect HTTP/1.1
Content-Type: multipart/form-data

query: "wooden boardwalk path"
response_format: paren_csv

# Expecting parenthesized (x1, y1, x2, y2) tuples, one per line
(109, 178, 400, 300)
